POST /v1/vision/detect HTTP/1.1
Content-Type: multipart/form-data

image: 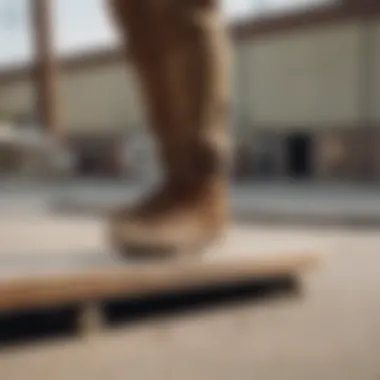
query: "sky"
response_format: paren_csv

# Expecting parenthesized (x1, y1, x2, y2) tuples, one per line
(0, 0, 330, 67)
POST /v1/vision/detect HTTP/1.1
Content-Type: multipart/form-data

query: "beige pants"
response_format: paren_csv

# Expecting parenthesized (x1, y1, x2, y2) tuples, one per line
(108, 0, 231, 186)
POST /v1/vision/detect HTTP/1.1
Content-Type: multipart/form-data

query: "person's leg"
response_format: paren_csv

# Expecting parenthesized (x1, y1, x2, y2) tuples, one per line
(108, 1, 176, 217)
(108, 0, 232, 256)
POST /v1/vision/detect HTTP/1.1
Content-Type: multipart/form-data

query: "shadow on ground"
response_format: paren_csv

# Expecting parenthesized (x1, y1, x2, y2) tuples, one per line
(0, 275, 299, 350)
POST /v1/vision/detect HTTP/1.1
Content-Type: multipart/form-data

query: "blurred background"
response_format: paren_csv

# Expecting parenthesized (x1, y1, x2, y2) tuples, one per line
(1, 0, 380, 221)
(1, 0, 379, 183)
(1, 1, 380, 378)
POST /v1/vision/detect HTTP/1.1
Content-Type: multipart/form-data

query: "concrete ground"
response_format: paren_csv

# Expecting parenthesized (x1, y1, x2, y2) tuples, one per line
(0, 209, 380, 379)
(2, 178, 380, 223)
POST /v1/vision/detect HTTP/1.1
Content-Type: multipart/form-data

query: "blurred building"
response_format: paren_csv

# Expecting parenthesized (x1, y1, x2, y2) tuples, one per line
(0, 0, 380, 181)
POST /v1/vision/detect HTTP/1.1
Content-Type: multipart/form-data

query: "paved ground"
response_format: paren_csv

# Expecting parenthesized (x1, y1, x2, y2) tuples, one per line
(0, 215, 326, 277)
(0, 210, 380, 379)
(2, 179, 380, 224)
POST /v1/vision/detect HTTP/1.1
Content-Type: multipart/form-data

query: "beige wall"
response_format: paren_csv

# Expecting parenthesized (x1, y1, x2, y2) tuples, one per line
(60, 62, 144, 133)
(235, 21, 362, 130)
(1, 19, 380, 135)
(0, 62, 144, 133)
(0, 79, 34, 120)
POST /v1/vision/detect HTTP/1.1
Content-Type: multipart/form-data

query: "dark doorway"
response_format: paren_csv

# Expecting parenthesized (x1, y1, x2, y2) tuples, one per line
(73, 138, 120, 178)
(286, 133, 312, 179)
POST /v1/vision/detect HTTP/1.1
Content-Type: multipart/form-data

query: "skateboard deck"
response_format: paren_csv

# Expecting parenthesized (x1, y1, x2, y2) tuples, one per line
(0, 227, 324, 315)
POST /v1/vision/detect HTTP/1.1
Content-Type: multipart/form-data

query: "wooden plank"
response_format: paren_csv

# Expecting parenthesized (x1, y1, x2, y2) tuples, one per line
(0, 255, 322, 314)
(0, 226, 326, 315)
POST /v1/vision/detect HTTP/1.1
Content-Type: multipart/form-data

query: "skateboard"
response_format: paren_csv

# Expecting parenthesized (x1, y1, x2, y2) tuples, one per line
(0, 227, 324, 336)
